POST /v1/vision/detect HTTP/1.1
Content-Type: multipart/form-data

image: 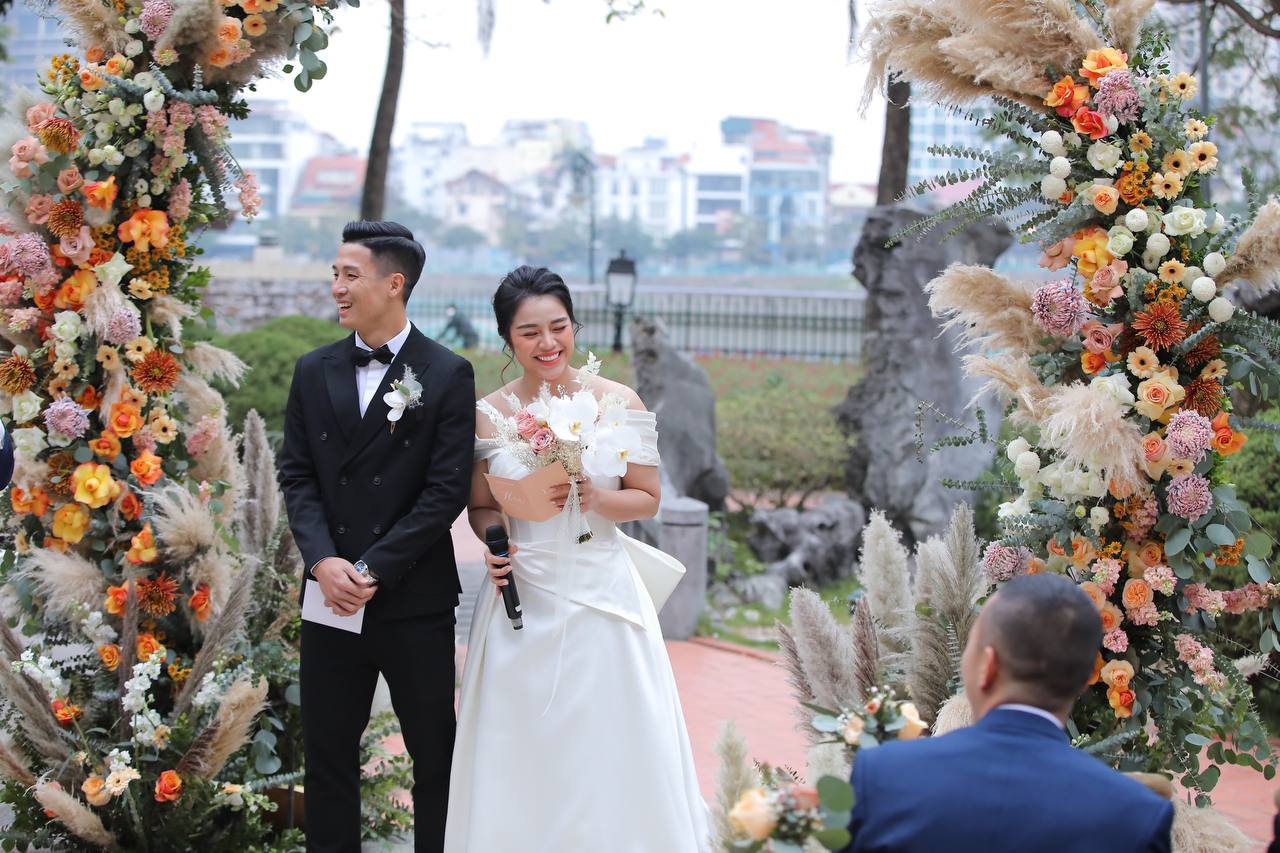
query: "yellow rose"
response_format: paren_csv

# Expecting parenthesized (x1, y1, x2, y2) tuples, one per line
(842, 714, 866, 745)
(81, 775, 111, 807)
(728, 788, 777, 841)
(1134, 373, 1185, 420)
(1080, 47, 1129, 86)
(72, 462, 122, 509)
(51, 503, 91, 544)
(898, 702, 927, 740)
(1071, 228, 1114, 280)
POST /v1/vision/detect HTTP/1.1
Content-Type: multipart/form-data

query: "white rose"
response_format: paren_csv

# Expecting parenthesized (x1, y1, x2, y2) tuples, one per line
(1124, 208, 1149, 232)
(104, 146, 124, 168)
(1014, 451, 1042, 479)
(12, 391, 42, 424)
(1144, 207, 1163, 232)
(1041, 175, 1068, 201)
(1146, 232, 1171, 258)
(123, 140, 144, 158)
(1180, 265, 1203, 286)
(51, 310, 82, 341)
(1208, 296, 1234, 323)
(1089, 506, 1110, 531)
(125, 18, 140, 33)
(1088, 141, 1121, 175)
(1106, 115, 1121, 133)
(1090, 373, 1135, 407)
(1065, 132, 1083, 148)
(1162, 205, 1207, 237)
(137, 194, 151, 207)
(1040, 131, 1066, 156)
(54, 341, 78, 360)
(132, 71, 154, 89)
(125, 39, 143, 57)
(1005, 437, 1031, 462)
(143, 90, 165, 113)
(1050, 157, 1072, 179)
(1141, 250, 1160, 271)
(1106, 226, 1134, 257)
(1191, 277, 1217, 302)
(1208, 212, 1226, 234)
(13, 427, 48, 459)
(1203, 251, 1226, 276)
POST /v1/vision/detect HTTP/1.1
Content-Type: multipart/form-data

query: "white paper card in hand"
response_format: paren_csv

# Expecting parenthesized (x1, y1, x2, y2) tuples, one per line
(301, 580, 365, 634)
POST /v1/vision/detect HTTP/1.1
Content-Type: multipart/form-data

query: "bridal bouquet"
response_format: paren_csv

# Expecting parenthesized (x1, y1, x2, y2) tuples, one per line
(480, 354, 642, 541)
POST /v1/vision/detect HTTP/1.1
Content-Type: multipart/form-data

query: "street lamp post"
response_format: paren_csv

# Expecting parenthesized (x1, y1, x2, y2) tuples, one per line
(605, 250, 638, 354)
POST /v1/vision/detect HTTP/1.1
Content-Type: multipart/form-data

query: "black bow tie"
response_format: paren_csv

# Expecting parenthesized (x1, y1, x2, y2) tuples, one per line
(352, 344, 393, 367)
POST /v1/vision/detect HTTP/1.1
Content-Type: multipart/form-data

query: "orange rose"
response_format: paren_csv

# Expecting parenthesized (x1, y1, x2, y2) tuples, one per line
(1138, 541, 1165, 568)
(1108, 686, 1135, 718)
(54, 269, 97, 311)
(1099, 601, 1123, 633)
(130, 450, 164, 487)
(51, 503, 91, 544)
(216, 15, 243, 43)
(189, 584, 212, 622)
(1086, 184, 1119, 215)
(72, 462, 122, 508)
(1101, 659, 1135, 690)
(1070, 227, 1114, 279)
(79, 66, 105, 91)
(1135, 374, 1185, 420)
(84, 176, 118, 211)
(85, 46, 106, 63)
(1081, 351, 1112, 375)
(1044, 75, 1089, 117)
(33, 285, 57, 312)
(117, 488, 142, 521)
(1122, 578, 1154, 610)
(89, 431, 122, 462)
(136, 631, 164, 662)
(1088, 652, 1105, 686)
(105, 583, 128, 615)
(1071, 107, 1109, 141)
(108, 402, 144, 438)
(208, 46, 234, 68)
(1210, 412, 1246, 456)
(1026, 557, 1046, 575)
(154, 769, 182, 803)
(1080, 48, 1129, 86)
(97, 643, 121, 672)
(81, 775, 111, 807)
(11, 486, 51, 516)
(117, 209, 171, 253)
(1079, 581, 1107, 610)
(51, 698, 82, 726)
(76, 385, 101, 411)
(127, 522, 158, 565)
(103, 54, 128, 76)
(1048, 535, 1095, 565)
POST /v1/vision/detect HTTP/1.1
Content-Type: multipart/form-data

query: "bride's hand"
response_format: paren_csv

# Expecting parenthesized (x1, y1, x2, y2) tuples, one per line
(485, 542, 517, 589)
(548, 478, 592, 513)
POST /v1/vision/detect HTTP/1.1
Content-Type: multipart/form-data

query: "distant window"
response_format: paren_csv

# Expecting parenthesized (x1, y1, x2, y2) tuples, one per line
(630, 180, 639, 196)
(698, 199, 740, 215)
(697, 175, 742, 192)
(649, 179, 666, 196)
(649, 202, 666, 220)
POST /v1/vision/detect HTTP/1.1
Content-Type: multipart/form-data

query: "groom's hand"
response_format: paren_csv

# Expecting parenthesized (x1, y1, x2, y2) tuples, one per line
(314, 557, 377, 616)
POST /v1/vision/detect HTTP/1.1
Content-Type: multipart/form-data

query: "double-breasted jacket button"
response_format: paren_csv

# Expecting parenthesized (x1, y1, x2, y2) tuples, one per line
(372, 475, 382, 486)
(372, 524, 383, 535)
(320, 431, 328, 441)
(339, 475, 349, 486)
(402, 438, 411, 448)
(336, 524, 347, 535)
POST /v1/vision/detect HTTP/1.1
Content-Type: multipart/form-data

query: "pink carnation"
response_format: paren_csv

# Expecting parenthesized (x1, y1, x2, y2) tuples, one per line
(1090, 557, 1124, 595)
(0, 279, 24, 307)
(1032, 279, 1088, 337)
(982, 543, 1032, 584)
(1143, 565, 1177, 597)
(1166, 410, 1213, 465)
(1102, 628, 1129, 653)
(105, 309, 143, 346)
(43, 397, 89, 440)
(1166, 474, 1213, 523)
(184, 414, 222, 457)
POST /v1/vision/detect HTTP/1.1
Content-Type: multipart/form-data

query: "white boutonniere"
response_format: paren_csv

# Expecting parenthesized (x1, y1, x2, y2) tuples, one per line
(384, 366, 423, 433)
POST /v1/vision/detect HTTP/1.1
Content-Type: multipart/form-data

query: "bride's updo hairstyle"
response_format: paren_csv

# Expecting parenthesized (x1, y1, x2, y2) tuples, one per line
(492, 265, 582, 348)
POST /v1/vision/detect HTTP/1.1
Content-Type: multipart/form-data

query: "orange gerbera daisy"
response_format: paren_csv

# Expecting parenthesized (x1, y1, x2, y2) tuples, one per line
(1132, 303, 1189, 351)
(131, 350, 181, 394)
(36, 117, 79, 155)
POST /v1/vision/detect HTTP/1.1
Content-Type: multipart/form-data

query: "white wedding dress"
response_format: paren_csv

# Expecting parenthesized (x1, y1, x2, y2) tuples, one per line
(443, 410, 710, 853)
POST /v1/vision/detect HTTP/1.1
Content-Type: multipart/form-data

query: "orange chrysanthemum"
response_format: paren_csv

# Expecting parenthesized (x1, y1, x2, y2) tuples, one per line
(1183, 328, 1222, 368)
(137, 571, 179, 617)
(189, 584, 212, 622)
(1182, 376, 1224, 418)
(1132, 302, 1189, 351)
(0, 354, 37, 395)
(46, 200, 84, 239)
(36, 117, 80, 155)
(131, 350, 181, 394)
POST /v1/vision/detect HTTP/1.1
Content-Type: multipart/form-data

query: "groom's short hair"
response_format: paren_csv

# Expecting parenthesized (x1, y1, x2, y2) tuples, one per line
(985, 574, 1101, 709)
(342, 220, 426, 303)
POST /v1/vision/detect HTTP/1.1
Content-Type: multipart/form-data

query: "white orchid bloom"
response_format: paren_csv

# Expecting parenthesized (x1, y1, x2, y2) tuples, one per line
(548, 391, 599, 443)
(582, 424, 642, 478)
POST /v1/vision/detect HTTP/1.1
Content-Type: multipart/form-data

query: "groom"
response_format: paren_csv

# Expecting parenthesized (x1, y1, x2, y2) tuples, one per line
(279, 220, 476, 853)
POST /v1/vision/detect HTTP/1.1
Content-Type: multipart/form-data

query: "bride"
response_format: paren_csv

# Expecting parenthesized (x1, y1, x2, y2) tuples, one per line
(443, 266, 710, 852)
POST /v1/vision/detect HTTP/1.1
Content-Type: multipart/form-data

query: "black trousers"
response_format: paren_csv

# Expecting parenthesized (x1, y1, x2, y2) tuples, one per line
(300, 610, 456, 853)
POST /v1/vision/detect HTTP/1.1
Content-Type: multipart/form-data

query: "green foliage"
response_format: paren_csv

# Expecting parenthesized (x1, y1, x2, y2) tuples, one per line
(215, 316, 347, 433)
(466, 349, 634, 398)
(437, 224, 488, 251)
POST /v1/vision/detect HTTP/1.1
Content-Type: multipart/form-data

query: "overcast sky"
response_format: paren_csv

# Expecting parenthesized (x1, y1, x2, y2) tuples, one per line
(254, 0, 886, 184)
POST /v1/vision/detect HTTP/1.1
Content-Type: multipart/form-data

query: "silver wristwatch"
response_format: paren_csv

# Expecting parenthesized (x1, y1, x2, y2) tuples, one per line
(353, 559, 379, 585)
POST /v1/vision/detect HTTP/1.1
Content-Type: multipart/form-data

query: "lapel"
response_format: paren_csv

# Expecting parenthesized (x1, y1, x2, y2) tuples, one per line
(323, 336, 360, 443)
(340, 325, 433, 467)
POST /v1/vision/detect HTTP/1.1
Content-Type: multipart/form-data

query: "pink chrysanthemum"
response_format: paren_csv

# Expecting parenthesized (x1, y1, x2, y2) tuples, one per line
(1031, 279, 1088, 337)
(1166, 410, 1213, 464)
(10, 233, 53, 280)
(1094, 71, 1141, 123)
(43, 397, 89, 440)
(981, 543, 1031, 584)
(1166, 474, 1213, 523)
(105, 308, 143, 346)
(1103, 628, 1129, 653)
(1091, 557, 1124, 595)
(139, 0, 174, 40)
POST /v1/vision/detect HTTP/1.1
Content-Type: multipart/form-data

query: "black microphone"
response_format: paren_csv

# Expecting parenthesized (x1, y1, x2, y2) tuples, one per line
(484, 524, 523, 630)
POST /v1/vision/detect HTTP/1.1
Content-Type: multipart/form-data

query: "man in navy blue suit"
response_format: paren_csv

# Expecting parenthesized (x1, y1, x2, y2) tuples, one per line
(843, 574, 1173, 853)
(0, 422, 13, 490)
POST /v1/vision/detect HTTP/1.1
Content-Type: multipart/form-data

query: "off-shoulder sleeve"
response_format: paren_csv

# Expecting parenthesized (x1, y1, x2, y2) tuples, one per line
(474, 437, 503, 463)
(627, 410, 660, 466)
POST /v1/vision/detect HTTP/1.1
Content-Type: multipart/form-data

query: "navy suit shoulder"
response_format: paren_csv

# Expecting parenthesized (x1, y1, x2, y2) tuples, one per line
(0, 426, 13, 491)
(846, 709, 1173, 853)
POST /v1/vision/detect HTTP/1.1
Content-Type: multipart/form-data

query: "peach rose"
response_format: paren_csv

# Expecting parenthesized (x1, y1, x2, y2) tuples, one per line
(84, 176, 118, 211)
(1135, 374, 1185, 420)
(127, 523, 158, 565)
(1101, 658, 1135, 690)
(216, 16, 243, 43)
(1086, 183, 1119, 215)
(154, 770, 183, 803)
(90, 431, 122, 462)
(105, 583, 128, 615)
(98, 643, 121, 672)
(1044, 75, 1089, 117)
(1072, 107, 1110, 141)
(1141, 433, 1166, 464)
(1138, 541, 1164, 568)
(79, 66, 106, 91)
(728, 788, 777, 841)
(208, 46, 234, 68)
(130, 450, 164, 487)
(25, 194, 54, 225)
(1080, 48, 1129, 86)
(57, 166, 83, 194)
(1108, 686, 1135, 718)
(84, 46, 106, 63)
(1099, 601, 1123, 633)
(1079, 581, 1107, 610)
(81, 775, 111, 807)
(117, 488, 143, 521)
(103, 54, 128, 76)
(25, 102, 56, 131)
(842, 714, 865, 744)
(898, 702, 927, 740)
(1040, 238, 1074, 271)
(1122, 578, 1154, 610)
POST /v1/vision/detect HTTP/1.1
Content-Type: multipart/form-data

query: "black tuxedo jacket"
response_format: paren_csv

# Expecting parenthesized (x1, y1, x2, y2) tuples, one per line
(279, 325, 476, 621)
(0, 426, 13, 491)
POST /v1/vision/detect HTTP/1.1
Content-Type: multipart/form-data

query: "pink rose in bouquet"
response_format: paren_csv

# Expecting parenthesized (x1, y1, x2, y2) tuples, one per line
(530, 428, 555, 455)
(515, 410, 539, 439)
(25, 103, 56, 132)
(1081, 319, 1124, 354)
(59, 226, 94, 266)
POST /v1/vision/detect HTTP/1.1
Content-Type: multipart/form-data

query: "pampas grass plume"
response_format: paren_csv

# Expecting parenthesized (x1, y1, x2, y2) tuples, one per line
(151, 485, 218, 563)
(1102, 0, 1156, 52)
(857, 511, 913, 656)
(1171, 799, 1253, 853)
(0, 735, 35, 786)
(927, 265, 1044, 359)
(848, 597, 880, 702)
(789, 587, 861, 713)
(931, 692, 974, 735)
(1219, 199, 1280, 295)
(34, 781, 116, 848)
(16, 548, 107, 622)
(190, 676, 268, 780)
(961, 354, 1052, 423)
(185, 341, 248, 388)
(1039, 382, 1147, 495)
(711, 721, 759, 850)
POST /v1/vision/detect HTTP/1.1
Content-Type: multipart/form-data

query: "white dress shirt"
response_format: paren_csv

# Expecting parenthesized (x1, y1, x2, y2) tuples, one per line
(354, 321, 412, 417)
(998, 703, 1066, 729)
